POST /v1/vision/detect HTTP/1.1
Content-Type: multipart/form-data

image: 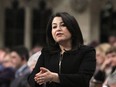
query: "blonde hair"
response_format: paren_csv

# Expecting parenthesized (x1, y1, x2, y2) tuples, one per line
(95, 43, 111, 56)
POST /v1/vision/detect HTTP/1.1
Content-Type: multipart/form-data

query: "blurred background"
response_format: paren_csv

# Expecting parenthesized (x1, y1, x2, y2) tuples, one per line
(0, 1, 116, 87)
(0, 0, 116, 50)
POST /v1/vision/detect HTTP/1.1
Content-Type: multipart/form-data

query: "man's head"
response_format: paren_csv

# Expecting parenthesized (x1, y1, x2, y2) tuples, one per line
(106, 46, 116, 67)
(10, 46, 29, 69)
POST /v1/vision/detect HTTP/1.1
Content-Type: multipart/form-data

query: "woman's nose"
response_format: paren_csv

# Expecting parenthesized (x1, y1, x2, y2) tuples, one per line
(57, 25, 61, 30)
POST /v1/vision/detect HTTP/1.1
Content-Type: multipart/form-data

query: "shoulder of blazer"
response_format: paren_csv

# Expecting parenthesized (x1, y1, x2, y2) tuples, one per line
(79, 45, 95, 53)
(41, 45, 95, 55)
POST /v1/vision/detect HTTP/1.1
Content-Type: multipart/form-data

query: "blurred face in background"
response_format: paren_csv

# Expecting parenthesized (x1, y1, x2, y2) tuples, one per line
(108, 36, 116, 46)
(2, 54, 14, 68)
(96, 50, 105, 66)
(10, 51, 23, 69)
(106, 52, 116, 67)
(0, 50, 6, 63)
(95, 43, 111, 67)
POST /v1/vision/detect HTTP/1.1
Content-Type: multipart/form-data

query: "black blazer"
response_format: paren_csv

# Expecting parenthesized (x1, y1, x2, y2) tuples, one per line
(28, 45, 96, 87)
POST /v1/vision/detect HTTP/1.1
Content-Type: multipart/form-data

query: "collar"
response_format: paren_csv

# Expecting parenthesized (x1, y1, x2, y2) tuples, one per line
(16, 64, 27, 74)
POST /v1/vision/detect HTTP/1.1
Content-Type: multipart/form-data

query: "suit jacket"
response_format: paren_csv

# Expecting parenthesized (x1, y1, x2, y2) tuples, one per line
(10, 73, 30, 87)
(10, 64, 30, 87)
(28, 45, 96, 87)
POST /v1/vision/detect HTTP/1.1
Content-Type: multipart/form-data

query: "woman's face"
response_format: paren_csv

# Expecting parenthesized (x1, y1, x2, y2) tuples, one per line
(51, 17, 71, 44)
(96, 51, 105, 65)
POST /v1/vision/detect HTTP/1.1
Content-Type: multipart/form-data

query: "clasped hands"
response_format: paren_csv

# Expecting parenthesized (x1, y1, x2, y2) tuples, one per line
(34, 67, 59, 85)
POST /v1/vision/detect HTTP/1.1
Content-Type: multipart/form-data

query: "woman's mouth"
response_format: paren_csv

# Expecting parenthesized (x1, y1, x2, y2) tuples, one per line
(56, 33, 63, 37)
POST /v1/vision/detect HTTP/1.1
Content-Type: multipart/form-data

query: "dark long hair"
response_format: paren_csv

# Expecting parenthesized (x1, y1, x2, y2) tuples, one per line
(46, 12, 84, 51)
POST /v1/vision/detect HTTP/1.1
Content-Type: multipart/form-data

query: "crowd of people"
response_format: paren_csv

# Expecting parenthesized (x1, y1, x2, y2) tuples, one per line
(90, 39, 116, 87)
(0, 45, 42, 87)
(0, 12, 116, 87)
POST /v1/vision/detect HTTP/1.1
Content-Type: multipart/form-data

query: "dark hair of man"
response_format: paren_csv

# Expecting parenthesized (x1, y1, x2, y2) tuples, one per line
(11, 46, 29, 61)
(46, 12, 84, 52)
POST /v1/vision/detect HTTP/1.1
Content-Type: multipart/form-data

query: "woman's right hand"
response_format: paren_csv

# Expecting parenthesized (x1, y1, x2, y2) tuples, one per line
(34, 67, 60, 85)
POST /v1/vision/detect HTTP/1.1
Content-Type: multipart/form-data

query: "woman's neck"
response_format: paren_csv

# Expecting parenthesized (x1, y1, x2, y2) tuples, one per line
(59, 42, 72, 54)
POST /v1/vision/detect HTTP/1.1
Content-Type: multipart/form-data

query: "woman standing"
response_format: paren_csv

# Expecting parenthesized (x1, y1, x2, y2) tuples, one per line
(28, 12, 96, 87)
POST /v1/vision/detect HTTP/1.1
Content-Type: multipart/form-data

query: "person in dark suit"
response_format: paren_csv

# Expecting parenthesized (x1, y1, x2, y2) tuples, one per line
(28, 12, 96, 87)
(10, 46, 30, 87)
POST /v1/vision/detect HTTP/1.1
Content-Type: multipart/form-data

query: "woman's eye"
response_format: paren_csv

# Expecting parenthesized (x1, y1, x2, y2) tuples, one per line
(61, 23, 66, 27)
(52, 26, 57, 29)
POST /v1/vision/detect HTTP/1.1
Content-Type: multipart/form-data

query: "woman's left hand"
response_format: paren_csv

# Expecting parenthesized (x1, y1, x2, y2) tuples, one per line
(34, 67, 59, 85)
